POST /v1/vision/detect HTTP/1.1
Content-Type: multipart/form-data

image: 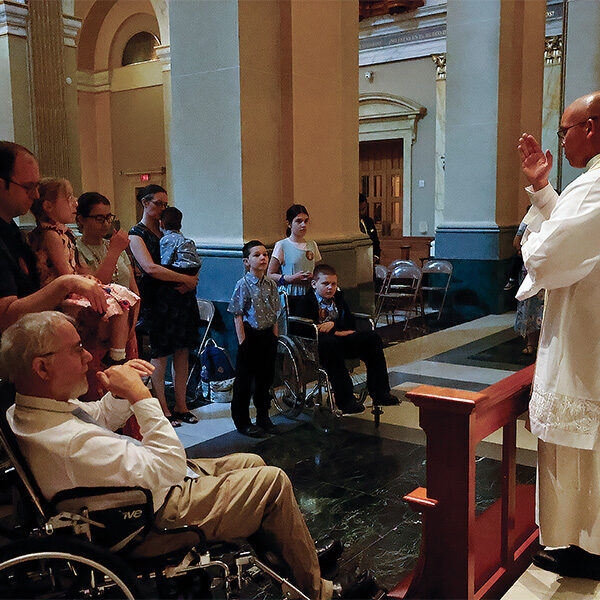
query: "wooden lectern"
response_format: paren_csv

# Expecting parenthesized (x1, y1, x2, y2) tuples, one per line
(389, 364, 538, 600)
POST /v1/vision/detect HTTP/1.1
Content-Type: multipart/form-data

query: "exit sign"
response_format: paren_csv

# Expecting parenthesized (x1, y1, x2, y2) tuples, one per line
(140, 174, 150, 182)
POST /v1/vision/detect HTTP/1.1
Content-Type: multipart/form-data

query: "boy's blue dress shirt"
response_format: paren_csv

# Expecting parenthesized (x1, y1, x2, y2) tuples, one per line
(228, 272, 281, 330)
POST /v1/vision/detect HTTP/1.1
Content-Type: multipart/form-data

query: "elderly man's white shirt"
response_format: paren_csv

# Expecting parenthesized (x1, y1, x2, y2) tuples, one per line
(517, 154, 600, 449)
(8, 392, 187, 511)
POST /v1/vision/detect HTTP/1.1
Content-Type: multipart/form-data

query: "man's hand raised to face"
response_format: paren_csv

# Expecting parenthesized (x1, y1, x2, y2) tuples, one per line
(518, 133, 553, 192)
(97, 359, 154, 405)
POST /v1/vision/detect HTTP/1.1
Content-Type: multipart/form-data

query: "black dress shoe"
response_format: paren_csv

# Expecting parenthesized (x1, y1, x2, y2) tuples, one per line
(256, 417, 280, 434)
(373, 392, 400, 406)
(317, 538, 344, 568)
(338, 400, 365, 415)
(533, 546, 600, 580)
(237, 424, 267, 438)
(333, 569, 379, 598)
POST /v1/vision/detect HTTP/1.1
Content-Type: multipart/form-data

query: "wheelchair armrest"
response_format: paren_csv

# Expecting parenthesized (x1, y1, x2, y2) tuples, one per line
(352, 313, 375, 332)
(52, 486, 153, 512)
(287, 316, 319, 339)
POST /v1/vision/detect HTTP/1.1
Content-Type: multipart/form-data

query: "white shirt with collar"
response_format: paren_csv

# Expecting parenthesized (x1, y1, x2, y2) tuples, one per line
(7, 392, 187, 511)
(517, 153, 600, 449)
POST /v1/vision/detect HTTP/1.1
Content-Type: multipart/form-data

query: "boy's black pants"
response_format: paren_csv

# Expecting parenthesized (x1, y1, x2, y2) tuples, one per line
(318, 330, 390, 409)
(232, 324, 278, 430)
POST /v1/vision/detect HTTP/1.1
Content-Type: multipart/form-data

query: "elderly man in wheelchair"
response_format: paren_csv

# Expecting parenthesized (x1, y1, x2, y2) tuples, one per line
(0, 311, 380, 599)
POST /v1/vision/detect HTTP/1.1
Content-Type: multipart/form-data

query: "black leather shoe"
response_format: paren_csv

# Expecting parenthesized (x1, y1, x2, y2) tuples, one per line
(317, 538, 344, 568)
(373, 392, 400, 406)
(333, 569, 379, 598)
(533, 546, 600, 580)
(256, 417, 280, 434)
(237, 424, 267, 438)
(339, 400, 365, 415)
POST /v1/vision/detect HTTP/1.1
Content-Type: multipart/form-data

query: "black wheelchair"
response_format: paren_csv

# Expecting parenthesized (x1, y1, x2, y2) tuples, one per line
(0, 380, 312, 599)
(270, 293, 384, 429)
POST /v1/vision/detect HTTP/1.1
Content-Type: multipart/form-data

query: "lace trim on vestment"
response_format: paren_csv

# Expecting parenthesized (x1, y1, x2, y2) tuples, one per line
(529, 384, 600, 437)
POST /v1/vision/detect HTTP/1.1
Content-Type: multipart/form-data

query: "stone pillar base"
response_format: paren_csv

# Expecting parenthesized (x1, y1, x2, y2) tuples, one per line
(435, 224, 518, 318)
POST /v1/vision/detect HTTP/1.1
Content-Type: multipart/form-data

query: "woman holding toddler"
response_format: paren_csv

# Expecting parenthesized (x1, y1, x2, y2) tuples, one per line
(128, 184, 200, 427)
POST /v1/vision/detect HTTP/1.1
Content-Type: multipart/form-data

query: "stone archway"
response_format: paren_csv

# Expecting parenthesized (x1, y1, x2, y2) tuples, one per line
(359, 93, 426, 236)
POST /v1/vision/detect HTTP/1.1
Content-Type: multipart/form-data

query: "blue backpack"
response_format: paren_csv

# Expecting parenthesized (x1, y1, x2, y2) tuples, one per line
(200, 339, 235, 382)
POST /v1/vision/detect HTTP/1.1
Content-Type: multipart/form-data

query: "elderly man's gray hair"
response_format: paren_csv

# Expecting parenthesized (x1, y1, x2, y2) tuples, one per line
(0, 311, 74, 381)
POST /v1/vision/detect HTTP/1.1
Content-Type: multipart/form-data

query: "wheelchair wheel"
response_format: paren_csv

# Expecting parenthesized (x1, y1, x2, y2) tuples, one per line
(271, 336, 306, 418)
(0, 536, 143, 599)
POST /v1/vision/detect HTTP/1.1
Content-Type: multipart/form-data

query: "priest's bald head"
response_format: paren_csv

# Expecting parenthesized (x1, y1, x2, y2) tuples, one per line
(560, 91, 600, 168)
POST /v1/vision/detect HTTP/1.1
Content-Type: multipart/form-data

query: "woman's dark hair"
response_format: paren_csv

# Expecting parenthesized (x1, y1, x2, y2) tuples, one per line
(76, 192, 110, 218)
(285, 204, 309, 237)
(136, 184, 167, 204)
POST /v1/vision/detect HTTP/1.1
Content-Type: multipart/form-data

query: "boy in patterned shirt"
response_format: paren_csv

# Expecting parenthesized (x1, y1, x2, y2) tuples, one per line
(228, 240, 281, 437)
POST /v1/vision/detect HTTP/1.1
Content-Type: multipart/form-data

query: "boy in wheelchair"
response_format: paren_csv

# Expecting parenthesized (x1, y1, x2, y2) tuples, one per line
(0, 311, 377, 599)
(293, 265, 398, 414)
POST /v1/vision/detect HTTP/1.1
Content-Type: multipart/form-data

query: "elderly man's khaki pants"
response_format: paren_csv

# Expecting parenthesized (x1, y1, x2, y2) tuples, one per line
(155, 453, 332, 600)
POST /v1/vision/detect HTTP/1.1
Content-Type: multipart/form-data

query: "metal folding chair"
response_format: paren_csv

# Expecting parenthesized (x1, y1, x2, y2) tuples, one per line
(388, 259, 419, 271)
(186, 298, 216, 398)
(374, 264, 390, 295)
(375, 262, 422, 329)
(419, 259, 453, 320)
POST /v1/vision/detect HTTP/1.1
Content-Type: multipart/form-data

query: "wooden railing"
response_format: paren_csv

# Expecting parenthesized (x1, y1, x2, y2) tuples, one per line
(388, 364, 538, 600)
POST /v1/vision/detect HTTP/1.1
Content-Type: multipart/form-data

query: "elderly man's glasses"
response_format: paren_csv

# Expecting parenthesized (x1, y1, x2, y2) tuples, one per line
(85, 213, 115, 224)
(557, 116, 600, 141)
(39, 342, 85, 358)
(6, 178, 40, 195)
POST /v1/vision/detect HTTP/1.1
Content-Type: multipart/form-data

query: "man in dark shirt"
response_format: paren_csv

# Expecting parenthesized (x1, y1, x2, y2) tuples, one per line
(0, 141, 106, 331)
(359, 194, 381, 263)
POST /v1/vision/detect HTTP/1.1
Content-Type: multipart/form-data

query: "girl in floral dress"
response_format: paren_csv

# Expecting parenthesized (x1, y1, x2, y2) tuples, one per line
(28, 178, 139, 366)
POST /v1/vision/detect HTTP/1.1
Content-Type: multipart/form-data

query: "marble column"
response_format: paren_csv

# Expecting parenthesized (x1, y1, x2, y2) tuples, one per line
(560, 0, 600, 188)
(541, 36, 562, 191)
(0, 0, 34, 226)
(432, 54, 446, 231)
(76, 71, 114, 201)
(156, 44, 172, 197)
(0, 0, 33, 148)
(436, 0, 546, 317)
(168, 0, 366, 354)
(62, 11, 82, 193)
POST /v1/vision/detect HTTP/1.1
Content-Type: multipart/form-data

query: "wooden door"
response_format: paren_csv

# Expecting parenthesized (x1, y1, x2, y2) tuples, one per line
(359, 140, 404, 238)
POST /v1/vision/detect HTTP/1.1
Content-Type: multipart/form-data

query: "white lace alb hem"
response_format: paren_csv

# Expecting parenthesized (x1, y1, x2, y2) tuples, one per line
(529, 384, 600, 450)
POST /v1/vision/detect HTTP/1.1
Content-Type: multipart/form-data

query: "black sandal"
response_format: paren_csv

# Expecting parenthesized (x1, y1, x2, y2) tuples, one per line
(172, 411, 198, 424)
(166, 414, 182, 427)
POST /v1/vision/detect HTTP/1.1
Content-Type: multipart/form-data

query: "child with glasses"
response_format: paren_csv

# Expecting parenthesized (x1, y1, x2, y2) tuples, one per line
(28, 179, 139, 366)
(76, 192, 138, 291)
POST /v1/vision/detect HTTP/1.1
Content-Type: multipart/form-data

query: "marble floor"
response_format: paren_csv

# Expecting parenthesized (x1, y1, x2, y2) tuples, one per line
(175, 313, 599, 599)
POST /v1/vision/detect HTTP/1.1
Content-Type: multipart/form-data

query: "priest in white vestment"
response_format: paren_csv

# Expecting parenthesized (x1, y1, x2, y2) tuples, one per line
(517, 91, 600, 579)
